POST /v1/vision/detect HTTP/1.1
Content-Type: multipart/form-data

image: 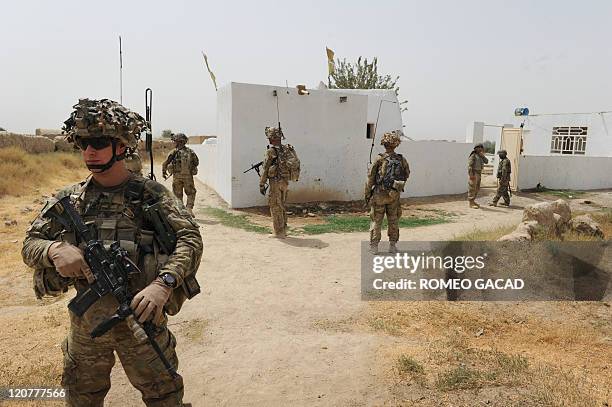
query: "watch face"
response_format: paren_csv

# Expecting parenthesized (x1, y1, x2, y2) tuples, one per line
(163, 274, 177, 287)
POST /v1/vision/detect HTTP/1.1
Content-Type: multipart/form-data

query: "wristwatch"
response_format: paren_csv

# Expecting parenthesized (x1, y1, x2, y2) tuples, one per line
(159, 273, 177, 289)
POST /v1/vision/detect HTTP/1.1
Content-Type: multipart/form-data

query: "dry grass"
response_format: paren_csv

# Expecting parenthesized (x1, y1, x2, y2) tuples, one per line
(371, 301, 611, 406)
(0, 147, 87, 198)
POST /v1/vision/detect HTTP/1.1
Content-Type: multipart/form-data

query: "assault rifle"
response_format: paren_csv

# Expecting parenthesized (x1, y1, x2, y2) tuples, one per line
(46, 196, 178, 378)
(243, 161, 268, 195)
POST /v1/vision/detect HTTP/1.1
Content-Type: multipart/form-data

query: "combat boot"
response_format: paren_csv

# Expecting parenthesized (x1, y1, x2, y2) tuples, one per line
(500, 201, 510, 207)
(488, 201, 497, 207)
(469, 200, 480, 209)
(389, 242, 398, 253)
(369, 243, 379, 255)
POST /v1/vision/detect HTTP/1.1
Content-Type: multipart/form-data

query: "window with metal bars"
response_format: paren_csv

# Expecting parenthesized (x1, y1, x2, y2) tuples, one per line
(550, 126, 587, 155)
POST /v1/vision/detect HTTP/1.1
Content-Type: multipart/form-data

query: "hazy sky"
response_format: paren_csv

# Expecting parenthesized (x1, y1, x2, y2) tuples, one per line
(1, 0, 611, 140)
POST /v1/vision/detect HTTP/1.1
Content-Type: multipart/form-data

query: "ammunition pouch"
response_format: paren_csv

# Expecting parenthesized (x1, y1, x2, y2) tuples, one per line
(392, 180, 406, 192)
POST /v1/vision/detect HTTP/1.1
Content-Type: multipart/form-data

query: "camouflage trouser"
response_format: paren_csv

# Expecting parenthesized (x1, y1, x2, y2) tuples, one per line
(61, 313, 183, 407)
(467, 172, 482, 201)
(268, 179, 288, 236)
(369, 190, 402, 244)
(492, 178, 510, 204)
(172, 175, 197, 209)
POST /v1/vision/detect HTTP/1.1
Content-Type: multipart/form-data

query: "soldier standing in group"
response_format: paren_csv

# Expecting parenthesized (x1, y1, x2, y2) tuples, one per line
(467, 143, 489, 209)
(489, 149, 512, 207)
(125, 146, 143, 176)
(259, 126, 300, 238)
(22, 99, 203, 407)
(162, 133, 199, 216)
(365, 130, 410, 254)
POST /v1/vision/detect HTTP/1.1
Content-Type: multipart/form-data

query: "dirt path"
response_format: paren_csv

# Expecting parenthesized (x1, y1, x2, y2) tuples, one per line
(102, 176, 612, 406)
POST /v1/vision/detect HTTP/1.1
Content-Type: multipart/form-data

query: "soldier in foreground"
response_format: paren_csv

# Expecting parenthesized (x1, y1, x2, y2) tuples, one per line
(467, 143, 488, 209)
(365, 130, 410, 254)
(22, 99, 203, 407)
(162, 133, 199, 216)
(259, 126, 300, 238)
(489, 149, 511, 207)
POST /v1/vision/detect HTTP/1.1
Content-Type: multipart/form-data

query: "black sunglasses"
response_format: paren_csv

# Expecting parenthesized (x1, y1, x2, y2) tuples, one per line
(75, 137, 112, 150)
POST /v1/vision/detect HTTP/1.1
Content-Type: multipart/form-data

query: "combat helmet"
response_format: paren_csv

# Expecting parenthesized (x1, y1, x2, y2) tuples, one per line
(497, 149, 507, 156)
(265, 126, 284, 140)
(62, 98, 147, 171)
(380, 130, 403, 148)
(172, 133, 188, 143)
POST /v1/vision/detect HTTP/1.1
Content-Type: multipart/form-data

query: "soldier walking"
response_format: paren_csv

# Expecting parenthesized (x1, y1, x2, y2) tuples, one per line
(162, 133, 200, 216)
(22, 99, 203, 407)
(467, 143, 488, 208)
(365, 130, 410, 254)
(489, 149, 512, 206)
(259, 126, 300, 238)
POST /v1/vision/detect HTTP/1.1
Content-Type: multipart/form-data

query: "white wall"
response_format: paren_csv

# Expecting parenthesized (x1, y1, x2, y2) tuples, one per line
(228, 82, 372, 208)
(402, 141, 473, 197)
(191, 143, 217, 190)
(203, 82, 475, 208)
(520, 113, 612, 157)
(518, 155, 612, 190)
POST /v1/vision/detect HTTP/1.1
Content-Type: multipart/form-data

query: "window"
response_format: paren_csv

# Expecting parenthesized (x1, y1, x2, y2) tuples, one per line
(366, 123, 375, 139)
(550, 126, 587, 155)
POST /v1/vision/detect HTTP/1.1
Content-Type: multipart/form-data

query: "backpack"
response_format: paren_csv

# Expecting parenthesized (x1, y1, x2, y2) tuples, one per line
(377, 154, 407, 189)
(278, 144, 301, 182)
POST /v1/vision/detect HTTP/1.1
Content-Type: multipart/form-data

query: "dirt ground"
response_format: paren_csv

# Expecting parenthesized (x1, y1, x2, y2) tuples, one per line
(0, 172, 610, 406)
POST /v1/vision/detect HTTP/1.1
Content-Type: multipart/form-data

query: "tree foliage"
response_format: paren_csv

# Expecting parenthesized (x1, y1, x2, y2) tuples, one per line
(161, 129, 173, 139)
(328, 56, 407, 111)
(483, 140, 496, 154)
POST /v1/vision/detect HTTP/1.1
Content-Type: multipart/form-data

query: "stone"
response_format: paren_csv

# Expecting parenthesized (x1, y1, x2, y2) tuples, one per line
(522, 199, 571, 236)
(570, 215, 605, 239)
(552, 199, 571, 224)
(4, 220, 17, 227)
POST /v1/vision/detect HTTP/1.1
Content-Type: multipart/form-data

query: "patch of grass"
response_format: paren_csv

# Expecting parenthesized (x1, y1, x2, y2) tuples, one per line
(436, 365, 483, 390)
(368, 316, 402, 336)
(539, 188, 586, 199)
(301, 214, 450, 235)
(397, 355, 425, 376)
(200, 207, 271, 234)
(0, 147, 86, 198)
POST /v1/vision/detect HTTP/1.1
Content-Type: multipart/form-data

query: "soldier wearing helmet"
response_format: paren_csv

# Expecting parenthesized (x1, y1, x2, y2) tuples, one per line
(364, 130, 410, 254)
(467, 143, 489, 208)
(162, 132, 200, 216)
(259, 126, 300, 238)
(22, 99, 203, 406)
(489, 149, 512, 207)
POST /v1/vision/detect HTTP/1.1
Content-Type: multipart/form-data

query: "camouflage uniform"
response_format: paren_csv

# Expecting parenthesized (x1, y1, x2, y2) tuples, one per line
(125, 148, 143, 176)
(162, 134, 199, 212)
(467, 145, 488, 207)
(491, 150, 511, 206)
(260, 127, 296, 238)
(365, 131, 410, 252)
(22, 99, 203, 407)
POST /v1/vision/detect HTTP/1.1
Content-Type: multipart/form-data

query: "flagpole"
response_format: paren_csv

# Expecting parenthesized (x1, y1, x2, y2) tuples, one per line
(119, 36, 123, 104)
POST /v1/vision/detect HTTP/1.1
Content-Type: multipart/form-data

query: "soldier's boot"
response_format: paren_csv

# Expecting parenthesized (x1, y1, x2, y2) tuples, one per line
(469, 200, 480, 209)
(369, 243, 379, 255)
(488, 200, 498, 207)
(389, 242, 398, 253)
(500, 201, 510, 207)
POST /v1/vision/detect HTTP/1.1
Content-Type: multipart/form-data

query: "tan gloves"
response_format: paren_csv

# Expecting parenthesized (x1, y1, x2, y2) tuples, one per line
(130, 279, 172, 325)
(48, 242, 94, 283)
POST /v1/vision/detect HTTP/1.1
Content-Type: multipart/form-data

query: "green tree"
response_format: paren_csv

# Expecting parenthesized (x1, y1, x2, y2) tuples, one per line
(161, 129, 173, 139)
(483, 140, 496, 154)
(328, 56, 407, 111)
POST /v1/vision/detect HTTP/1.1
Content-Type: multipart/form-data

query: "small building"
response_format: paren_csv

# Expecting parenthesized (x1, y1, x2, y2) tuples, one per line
(194, 82, 473, 208)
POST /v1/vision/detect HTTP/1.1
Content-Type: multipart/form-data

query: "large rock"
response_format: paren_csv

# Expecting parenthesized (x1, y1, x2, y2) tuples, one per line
(498, 221, 538, 241)
(570, 215, 605, 239)
(53, 136, 73, 152)
(522, 199, 571, 236)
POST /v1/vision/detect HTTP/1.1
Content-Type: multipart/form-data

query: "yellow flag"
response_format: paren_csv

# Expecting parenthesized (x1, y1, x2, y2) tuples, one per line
(326, 47, 335, 75)
(201, 51, 218, 91)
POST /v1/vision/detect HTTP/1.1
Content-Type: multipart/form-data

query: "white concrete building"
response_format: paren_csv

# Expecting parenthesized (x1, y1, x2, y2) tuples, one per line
(194, 82, 472, 208)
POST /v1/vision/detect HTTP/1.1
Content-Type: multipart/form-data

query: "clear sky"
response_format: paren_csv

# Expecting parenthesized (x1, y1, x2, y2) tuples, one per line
(1, 0, 611, 140)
